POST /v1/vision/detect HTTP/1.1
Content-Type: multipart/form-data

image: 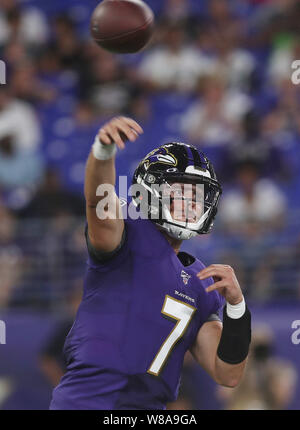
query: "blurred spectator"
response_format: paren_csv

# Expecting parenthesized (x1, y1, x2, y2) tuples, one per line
(0, 377, 14, 408)
(138, 22, 214, 93)
(162, 0, 190, 23)
(181, 73, 252, 146)
(50, 14, 84, 72)
(37, 46, 64, 81)
(124, 89, 152, 123)
(0, 204, 23, 308)
(7, 213, 86, 310)
(246, 0, 298, 51)
(50, 14, 86, 93)
(215, 156, 290, 299)
(10, 60, 57, 105)
(36, 45, 79, 99)
(0, 86, 41, 151)
(84, 50, 132, 115)
(224, 110, 289, 182)
(19, 168, 85, 219)
(210, 25, 257, 92)
(217, 325, 297, 409)
(39, 283, 82, 387)
(207, 0, 237, 31)
(0, 86, 43, 188)
(252, 234, 300, 300)
(218, 160, 286, 236)
(0, 0, 49, 49)
(73, 99, 98, 129)
(268, 37, 300, 87)
(2, 39, 28, 69)
(268, 80, 300, 138)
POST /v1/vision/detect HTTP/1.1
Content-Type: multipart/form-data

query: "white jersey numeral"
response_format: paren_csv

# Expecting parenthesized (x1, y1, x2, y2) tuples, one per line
(147, 295, 196, 376)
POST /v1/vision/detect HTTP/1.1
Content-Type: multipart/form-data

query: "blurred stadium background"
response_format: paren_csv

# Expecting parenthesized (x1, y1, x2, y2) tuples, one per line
(0, 0, 299, 410)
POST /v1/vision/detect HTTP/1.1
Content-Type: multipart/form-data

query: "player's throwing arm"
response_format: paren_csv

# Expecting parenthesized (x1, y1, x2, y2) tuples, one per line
(84, 117, 143, 253)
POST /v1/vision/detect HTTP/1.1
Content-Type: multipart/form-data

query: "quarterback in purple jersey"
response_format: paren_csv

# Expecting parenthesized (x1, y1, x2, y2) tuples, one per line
(50, 117, 251, 410)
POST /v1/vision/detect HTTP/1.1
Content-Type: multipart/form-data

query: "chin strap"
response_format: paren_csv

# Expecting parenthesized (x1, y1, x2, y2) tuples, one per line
(159, 222, 198, 240)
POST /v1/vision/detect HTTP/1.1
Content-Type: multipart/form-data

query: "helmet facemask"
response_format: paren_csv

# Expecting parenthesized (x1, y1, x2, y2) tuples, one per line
(132, 142, 222, 240)
(132, 171, 222, 240)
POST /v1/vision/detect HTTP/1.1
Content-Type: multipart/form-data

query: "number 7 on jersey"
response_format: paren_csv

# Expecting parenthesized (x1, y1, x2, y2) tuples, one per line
(147, 295, 196, 376)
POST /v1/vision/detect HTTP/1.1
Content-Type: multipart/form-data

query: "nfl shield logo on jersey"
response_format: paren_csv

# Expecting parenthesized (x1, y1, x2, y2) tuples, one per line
(181, 270, 191, 286)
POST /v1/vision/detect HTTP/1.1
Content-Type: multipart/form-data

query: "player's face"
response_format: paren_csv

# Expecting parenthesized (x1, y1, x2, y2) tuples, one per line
(161, 182, 204, 224)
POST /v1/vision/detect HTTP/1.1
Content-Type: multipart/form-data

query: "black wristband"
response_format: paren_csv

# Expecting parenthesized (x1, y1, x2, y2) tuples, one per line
(217, 305, 252, 364)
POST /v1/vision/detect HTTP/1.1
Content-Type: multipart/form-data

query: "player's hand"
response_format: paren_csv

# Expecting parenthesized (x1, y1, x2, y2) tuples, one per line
(197, 264, 243, 305)
(98, 116, 143, 150)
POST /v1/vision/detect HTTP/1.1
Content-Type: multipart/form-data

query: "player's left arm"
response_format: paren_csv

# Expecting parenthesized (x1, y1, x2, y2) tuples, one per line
(190, 265, 251, 388)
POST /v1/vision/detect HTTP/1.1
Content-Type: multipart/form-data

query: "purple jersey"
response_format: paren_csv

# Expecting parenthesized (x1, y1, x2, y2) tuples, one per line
(50, 216, 224, 410)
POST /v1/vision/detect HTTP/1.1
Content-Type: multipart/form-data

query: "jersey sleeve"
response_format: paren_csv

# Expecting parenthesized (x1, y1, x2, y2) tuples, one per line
(84, 222, 130, 271)
(85, 225, 126, 263)
(212, 291, 225, 319)
(206, 312, 222, 323)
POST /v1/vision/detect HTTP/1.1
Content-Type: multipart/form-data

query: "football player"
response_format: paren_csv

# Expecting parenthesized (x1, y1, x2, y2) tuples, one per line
(50, 116, 251, 410)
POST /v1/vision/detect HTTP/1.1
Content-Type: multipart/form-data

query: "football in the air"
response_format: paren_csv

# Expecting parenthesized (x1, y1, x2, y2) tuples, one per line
(90, 0, 154, 54)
